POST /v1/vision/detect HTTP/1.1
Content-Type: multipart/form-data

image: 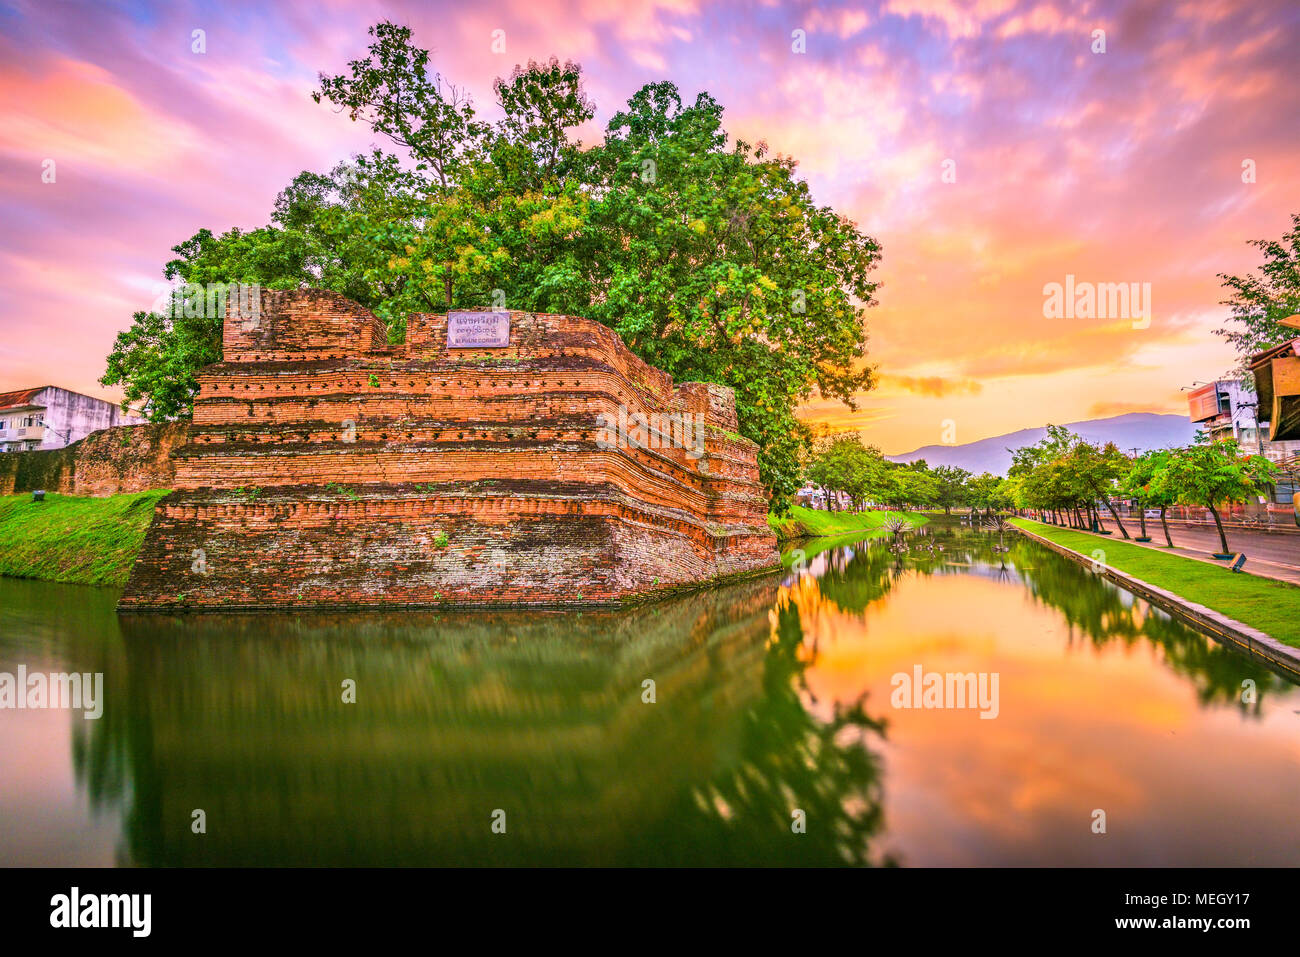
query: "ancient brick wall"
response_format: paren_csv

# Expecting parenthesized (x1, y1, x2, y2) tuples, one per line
(0, 422, 186, 497)
(121, 290, 777, 610)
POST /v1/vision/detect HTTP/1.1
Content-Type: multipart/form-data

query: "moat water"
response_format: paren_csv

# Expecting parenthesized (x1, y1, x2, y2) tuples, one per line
(2, 520, 1298, 866)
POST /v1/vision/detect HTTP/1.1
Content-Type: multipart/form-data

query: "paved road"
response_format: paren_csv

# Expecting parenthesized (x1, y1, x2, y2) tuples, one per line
(1090, 515, 1300, 584)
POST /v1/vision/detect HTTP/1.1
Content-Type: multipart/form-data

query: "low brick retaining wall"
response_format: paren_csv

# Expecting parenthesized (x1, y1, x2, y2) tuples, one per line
(1015, 524, 1300, 680)
(0, 422, 186, 497)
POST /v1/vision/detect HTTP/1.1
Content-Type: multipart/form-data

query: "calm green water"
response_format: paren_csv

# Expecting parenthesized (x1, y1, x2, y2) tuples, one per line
(1, 521, 1298, 866)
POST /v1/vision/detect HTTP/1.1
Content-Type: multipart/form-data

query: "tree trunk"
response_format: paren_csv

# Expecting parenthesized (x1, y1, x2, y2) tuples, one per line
(1160, 506, 1173, 548)
(1100, 497, 1129, 539)
(1208, 504, 1230, 555)
(1138, 508, 1147, 538)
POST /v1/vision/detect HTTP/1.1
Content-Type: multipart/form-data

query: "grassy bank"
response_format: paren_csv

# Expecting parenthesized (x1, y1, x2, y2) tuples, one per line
(769, 505, 927, 542)
(0, 490, 168, 587)
(1011, 518, 1300, 648)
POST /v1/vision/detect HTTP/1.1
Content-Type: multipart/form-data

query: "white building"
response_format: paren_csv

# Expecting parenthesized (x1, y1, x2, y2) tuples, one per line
(0, 386, 146, 453)
(1187, 379, 1300, 502)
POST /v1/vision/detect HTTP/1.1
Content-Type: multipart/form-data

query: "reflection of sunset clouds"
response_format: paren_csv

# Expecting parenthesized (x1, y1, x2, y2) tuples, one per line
(784, 557, 1300, 864)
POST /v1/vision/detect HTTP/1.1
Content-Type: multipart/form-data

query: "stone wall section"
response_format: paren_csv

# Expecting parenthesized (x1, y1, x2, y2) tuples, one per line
(0, 422, 186, 497)
(122, 289, 777, 609)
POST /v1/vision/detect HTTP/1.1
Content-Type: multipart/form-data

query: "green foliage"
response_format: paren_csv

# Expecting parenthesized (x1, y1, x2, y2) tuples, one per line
(767, 505, 926, 542)
(804, 434, 887, 508)
(1007, 425, 1130, 531)
(1122, 450, 1177, 509)
(930, 465, 972, 512)
(312, 22, 489, 188)
(1158, 436, 1278, 510)
(1216, 211, 1300, 375)
(801, 438, 979, 513)
(102, 21, 882, 514)
(325, 482, 360, 500)
(1009, 426, 1279, 552)
(965, 472, 1014, 513)
(887, 463, 940, 510)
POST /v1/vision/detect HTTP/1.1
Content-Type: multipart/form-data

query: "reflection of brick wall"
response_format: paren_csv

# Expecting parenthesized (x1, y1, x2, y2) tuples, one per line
(122, 289, 777, 610)
(113, 575, 777, 864)
(0, 422, 186, 497)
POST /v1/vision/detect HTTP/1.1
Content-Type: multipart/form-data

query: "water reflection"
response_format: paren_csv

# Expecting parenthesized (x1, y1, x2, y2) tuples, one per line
(84, 575, 890, 866)
(1, 519, 1297, 866)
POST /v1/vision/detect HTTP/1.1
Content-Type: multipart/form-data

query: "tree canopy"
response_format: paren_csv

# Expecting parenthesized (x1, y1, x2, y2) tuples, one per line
(1216, 211, 1300, 375)
(101, 21, 882, 513)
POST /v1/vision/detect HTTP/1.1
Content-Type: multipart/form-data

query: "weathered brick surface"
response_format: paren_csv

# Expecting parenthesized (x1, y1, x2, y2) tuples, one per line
(121, 290, 778, 610)
(0, 422, 187, 497)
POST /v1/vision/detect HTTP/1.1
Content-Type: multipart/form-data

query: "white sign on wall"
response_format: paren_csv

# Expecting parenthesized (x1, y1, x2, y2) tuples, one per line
(447, 312, 510, 348)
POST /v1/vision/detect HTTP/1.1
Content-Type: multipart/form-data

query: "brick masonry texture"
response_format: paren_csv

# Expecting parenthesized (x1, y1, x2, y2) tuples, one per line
(120, 289, 778, 610)
(0, 422, 187, 497)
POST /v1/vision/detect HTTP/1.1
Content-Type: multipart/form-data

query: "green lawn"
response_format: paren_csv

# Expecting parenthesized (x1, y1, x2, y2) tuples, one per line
(769, 505, 927, 542)
(0, 490, 169, 587)
(1011, 518, 1300, 647)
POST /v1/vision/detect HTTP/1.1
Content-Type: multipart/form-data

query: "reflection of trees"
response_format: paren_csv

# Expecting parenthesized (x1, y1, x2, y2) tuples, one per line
(84, 572, 890, 866)
(791, 522, 1293, 716)
(1004, 535, 1289, 711)
(642, 599, 892, 866)
(815, 539, 905, 615)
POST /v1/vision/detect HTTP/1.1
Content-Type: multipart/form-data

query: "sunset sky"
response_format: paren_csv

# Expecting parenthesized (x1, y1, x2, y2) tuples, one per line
(2, 0, 1297, 454)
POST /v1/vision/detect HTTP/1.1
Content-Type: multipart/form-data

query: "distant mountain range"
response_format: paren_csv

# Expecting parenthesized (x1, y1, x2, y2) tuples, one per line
(886, 413, 1197, 476)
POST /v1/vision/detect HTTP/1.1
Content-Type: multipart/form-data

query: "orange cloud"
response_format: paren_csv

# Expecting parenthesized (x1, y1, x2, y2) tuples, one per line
(878, 373, 984, 397)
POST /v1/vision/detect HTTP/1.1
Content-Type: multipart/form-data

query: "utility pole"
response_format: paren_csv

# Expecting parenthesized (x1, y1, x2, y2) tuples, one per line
(1237, 400, 1273, 504)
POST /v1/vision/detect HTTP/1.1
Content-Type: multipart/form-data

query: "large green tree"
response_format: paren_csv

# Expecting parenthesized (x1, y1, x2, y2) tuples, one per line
(1216, 212, 1300, 375)
(1156, 437, 1278, 555)
(930, 465, 972, 514)
(1064, 439, 1134, 539)
(102, 21, 881, 513)
(1122, 449, 1178, 546)
(804, 434, 888, 512)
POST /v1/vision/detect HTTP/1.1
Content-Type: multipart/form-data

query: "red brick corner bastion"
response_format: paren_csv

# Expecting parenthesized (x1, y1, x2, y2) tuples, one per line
(119, 289, 779, 611)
